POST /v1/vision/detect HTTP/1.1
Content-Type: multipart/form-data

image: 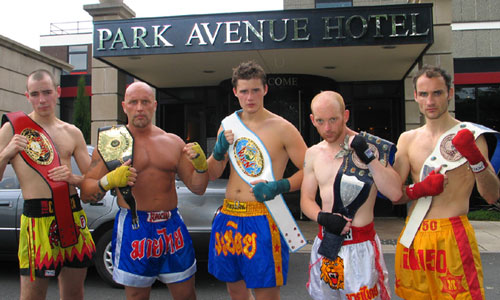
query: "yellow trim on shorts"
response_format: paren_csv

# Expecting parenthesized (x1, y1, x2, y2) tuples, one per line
(222, 199, 269, 216)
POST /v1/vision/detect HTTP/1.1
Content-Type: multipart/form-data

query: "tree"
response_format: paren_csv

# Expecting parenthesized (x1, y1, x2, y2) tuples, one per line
(73, 75, 91, 144)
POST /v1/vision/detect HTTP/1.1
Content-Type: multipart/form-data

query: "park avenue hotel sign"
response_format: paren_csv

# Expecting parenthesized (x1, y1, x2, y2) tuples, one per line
(93, 4, 433, 57)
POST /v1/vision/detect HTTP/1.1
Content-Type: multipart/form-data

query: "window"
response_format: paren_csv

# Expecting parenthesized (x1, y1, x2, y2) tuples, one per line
(315, 0, 352, 8)
(68, 45, 88, 72)
(455, 84, 499, 131)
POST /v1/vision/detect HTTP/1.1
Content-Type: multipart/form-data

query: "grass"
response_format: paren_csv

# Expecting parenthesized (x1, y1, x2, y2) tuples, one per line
(467, 209, 500, 221)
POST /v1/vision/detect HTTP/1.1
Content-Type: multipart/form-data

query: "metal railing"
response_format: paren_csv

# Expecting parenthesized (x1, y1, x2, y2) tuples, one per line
(49, 21, 93, 35)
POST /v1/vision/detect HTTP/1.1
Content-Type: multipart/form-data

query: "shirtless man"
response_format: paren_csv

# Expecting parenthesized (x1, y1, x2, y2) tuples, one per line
(393, 65, 500, 299)
(0, 69, 95, 300)
(206, 61, 307, 300)
(300, 91, 402, 300)
(80, 81, 208, 300)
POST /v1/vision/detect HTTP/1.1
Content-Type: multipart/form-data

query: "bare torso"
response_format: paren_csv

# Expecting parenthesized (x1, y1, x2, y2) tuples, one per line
(9, 117, 81, 199)
(225, 112, 292, 202)
(309, 138, 376, 227)
(118, 125, 184, 211)
(403, 125, 475, 219)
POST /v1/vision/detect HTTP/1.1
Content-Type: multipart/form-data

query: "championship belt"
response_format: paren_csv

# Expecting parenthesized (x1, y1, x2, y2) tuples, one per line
(1, 111, 78, 248)
(319, 132, 396, 260)
(97, 125, 139, 229)
(222, 110, 306, 252)
(399, 122, 500, 248)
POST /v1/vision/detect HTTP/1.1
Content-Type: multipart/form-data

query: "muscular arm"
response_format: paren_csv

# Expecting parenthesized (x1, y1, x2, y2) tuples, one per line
(473, 136, 500, 204)
(80, 148, 110, 203)
(68, 128, 90, 187)
(368, 160, 403, 202)
(0, 124, 17, 180)
(207, 156, 229, 181)
(392, 132, 414, 204)
(207, 127, 231, 181)
(300, 149, 322, 221)
(177, 142, 208, 195)
(282, 122, 307, 192)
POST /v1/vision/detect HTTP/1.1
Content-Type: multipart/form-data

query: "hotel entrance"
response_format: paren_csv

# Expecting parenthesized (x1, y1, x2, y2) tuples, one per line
(156, 74, 406, 217)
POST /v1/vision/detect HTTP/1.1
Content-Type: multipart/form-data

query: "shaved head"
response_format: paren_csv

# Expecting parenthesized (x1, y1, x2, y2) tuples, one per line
(125, 81, 155, 100)
(310, 91, 345, 115)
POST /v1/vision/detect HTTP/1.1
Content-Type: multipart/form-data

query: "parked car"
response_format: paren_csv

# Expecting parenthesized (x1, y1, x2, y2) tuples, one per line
(0, 146, 226, 287)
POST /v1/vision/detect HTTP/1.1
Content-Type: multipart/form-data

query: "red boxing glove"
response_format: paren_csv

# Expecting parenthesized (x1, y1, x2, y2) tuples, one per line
(406, 170, 444, 200)
(452, 129, 488, 173)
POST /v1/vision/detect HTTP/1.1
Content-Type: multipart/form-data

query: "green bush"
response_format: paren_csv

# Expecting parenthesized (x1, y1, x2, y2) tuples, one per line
(73, 75, 90, 144)
(467, 209, 500, 221)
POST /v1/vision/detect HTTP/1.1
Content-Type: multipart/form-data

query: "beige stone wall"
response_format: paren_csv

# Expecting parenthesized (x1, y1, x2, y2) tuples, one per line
(84, 0, 135, 145)
(452, 0, 500, 58)
(283, 0, 314, 9)
(0, 35, 72, 116)
(405, 0, 454, 128)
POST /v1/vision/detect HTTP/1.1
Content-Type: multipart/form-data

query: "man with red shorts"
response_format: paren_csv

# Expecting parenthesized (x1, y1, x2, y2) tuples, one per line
(393, 65, 500, 299)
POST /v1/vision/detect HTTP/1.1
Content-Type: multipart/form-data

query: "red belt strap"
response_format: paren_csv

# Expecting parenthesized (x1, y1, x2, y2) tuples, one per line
(3, 111, 78, 247)
(318, 222, 376, 245)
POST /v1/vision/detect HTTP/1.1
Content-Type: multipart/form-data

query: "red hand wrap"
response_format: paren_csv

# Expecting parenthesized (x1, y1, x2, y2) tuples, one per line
(406, 170, 444, 200)
(452, 129, 488, 173)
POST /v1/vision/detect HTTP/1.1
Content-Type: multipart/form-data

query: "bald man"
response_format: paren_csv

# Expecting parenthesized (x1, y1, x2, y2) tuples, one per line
(300, 91, 402, 300)
(81, 82, 208, 300)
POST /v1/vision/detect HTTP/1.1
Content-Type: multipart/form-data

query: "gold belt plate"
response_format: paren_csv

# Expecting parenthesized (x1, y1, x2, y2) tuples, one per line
(97, 125, 133, 163)
(21, 128, 54, 165)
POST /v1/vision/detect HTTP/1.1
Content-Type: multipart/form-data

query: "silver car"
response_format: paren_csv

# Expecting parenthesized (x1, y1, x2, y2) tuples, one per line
(0, 146, 225, 287)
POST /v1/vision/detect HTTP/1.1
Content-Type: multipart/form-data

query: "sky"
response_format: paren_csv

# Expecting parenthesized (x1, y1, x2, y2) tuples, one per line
(0, 0, 283, 50)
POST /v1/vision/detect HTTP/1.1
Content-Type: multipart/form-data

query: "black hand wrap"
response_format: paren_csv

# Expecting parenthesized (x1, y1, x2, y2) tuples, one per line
(317, 212, 348, 235)
(351, 135, 375, 165)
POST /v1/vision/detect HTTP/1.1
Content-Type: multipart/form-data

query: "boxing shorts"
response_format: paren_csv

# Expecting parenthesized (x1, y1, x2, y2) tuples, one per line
(18, 195, 96, 279)
(208, 199, 289, 288)
(307, 222, 390, 300)
(396, 216, 485, 300)
(112, 207, 196, 287)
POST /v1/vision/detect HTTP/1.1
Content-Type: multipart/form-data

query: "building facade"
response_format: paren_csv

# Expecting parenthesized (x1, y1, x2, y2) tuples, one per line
(16, 0, 497, 217)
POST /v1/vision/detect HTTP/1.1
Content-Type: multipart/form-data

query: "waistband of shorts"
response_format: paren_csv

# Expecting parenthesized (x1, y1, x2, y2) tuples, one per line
(405, 215, 471, 232)
(318, 222, 376, 245)
(120, 207, 178, 219)
(221, 199, 269, 216)
(23, 194, 82, 218)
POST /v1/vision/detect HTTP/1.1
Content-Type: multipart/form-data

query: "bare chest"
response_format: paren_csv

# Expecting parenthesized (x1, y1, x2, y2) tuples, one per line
(132, 138, 179, 172)
(407, 135, 440, 179)
(314, 150, 343, 188)
(43, 128, 75, 163)
(243, 126, 287, 161)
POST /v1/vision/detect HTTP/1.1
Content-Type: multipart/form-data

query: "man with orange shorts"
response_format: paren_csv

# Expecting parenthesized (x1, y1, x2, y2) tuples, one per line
(393, 65, 500, 299)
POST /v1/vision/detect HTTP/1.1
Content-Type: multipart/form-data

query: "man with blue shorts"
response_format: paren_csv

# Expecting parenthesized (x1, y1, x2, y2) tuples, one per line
(207, 61, 307, 300)
(81, 81, 208, 300)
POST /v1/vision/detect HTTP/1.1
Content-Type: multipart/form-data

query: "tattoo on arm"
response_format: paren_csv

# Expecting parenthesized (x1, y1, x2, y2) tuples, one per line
(89, 158, 101, 170)
(88, 191, 105, 203)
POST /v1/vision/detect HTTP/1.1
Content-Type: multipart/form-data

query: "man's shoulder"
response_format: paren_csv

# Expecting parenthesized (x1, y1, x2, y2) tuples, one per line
(267, 112, 299, 132)
(154, 127, 184, 144)
(399, 127, 422, 141)
(305, 141, 326, 157)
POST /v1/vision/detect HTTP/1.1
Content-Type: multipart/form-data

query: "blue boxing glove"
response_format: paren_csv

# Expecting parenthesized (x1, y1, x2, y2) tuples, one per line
(252, 179, 290, 202)
(212, 130, 230, 161)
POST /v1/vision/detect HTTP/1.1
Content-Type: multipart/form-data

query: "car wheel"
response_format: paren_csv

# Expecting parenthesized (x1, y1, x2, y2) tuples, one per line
(94, 229, 122, 288)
